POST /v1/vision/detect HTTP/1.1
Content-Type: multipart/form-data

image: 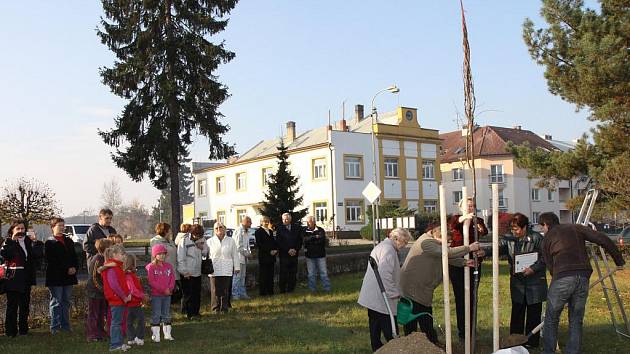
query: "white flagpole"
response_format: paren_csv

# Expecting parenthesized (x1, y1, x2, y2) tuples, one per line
(492, 183, 500, 351)
(462, 186, 471, 354)
(439, 185, 452, 354)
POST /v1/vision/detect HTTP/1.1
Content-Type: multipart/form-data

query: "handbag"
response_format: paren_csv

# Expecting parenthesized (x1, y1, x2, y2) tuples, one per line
(201, 257, 214, 275)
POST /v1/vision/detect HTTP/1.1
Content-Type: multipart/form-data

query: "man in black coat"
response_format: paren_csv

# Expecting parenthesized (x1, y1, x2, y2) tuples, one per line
(83, 208, 117, 259)
(276, 213, 303, 293)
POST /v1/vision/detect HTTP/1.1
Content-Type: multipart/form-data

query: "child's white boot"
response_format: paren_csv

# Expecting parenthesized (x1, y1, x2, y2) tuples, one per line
(163, 324, 174, 341)
(151, 325, 161, 342)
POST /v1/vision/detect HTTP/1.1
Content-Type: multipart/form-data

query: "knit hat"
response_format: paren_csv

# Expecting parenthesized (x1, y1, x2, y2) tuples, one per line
(151, 244, 168, 257)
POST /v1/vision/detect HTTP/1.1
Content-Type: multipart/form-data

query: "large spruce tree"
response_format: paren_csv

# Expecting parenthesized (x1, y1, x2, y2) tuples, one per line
(97, 0, 238, 232)
(260, 140, 308, 227)
(511, 0, 630, 213)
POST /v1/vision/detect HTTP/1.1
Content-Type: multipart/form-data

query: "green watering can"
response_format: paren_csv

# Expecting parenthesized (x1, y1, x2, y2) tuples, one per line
(397, 297, 430, 325)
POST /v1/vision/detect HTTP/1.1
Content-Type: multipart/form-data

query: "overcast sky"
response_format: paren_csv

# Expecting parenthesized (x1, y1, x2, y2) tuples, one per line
(0, 1, 596, 216)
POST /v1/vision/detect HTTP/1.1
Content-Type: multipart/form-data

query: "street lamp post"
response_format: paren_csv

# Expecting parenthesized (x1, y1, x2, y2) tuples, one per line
(83, 210, 89, 224)
(370, 85, 400, 244)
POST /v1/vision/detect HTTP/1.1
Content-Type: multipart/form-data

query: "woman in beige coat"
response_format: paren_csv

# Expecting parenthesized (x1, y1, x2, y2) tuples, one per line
(399, 226, 479, 343)
(358, 228, 411, 352)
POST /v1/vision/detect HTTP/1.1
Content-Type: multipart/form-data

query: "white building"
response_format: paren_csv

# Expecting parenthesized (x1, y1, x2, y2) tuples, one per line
(192, 105, 442, 233)
(439, 126, 586, 225)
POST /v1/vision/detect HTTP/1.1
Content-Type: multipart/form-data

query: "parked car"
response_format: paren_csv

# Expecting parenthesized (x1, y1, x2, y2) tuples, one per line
(64, 224, 91, 244)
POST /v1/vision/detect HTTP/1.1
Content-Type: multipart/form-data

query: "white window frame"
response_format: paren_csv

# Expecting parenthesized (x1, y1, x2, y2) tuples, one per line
(424, 200, 438, 213)
(262, 168, 273, 186)
(236, 173, 247, 191)
(490, 164, 504, 183)
(548, 189, 554, 201)
(452, 168, 463, 181)
(314, 202, 328, 223)
(384, 158, 399, 178)
(216, 211, 226, 224)
(532, 188, 540, 202)
(312, 158, 327, 180)
(422, 160, 435, 180)
(532, 212, 540, 225)
(345, 200, 364, 223)
(344, 156, 363, 179)
(197, 179, 207, 197)
(237, 209, 247, 224)
(216, 176, 225, 194)
(453, 191, 463, 205)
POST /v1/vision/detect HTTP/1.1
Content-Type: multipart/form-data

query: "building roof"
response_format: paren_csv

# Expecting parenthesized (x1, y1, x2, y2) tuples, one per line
(192, 162, 224, 173)
(237, 125, 330, 161)
(440, 125, 559, 163)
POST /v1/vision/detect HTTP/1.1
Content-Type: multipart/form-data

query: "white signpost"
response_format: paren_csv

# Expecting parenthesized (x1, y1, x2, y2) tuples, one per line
(362, 182, 382, 246)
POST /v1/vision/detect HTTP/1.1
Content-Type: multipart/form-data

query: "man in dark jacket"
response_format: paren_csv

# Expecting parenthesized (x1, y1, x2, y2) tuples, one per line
(276, 213, 303, 293)
(83, 208, 117, 259)
(303, 216, 330, 293)
(539, 212, 625, 354)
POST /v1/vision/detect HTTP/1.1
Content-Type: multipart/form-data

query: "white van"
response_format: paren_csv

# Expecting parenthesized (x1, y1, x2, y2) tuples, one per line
(64, 224, 91, 244)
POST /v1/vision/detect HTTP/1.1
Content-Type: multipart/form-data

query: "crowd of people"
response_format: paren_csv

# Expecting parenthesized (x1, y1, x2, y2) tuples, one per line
(0, 201, 626, 353)
(0, 209, 331, 351)
(358, 198, 626, 354)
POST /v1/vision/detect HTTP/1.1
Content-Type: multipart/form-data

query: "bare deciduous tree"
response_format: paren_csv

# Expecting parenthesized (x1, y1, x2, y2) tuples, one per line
(101, 178, 123, 213)
(0, 178, 61, 227)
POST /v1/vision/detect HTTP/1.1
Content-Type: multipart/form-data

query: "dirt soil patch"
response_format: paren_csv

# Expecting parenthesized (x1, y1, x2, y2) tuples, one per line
(376, 332, 444, 354)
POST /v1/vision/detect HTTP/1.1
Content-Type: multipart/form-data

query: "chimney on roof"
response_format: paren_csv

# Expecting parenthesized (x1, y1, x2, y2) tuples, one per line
(338, 119, 348, 131)
(544, 134, 553, 140)
(354, 104, 364, 124)
(286, 121, 296, 144)
(513, 125, 522, 130)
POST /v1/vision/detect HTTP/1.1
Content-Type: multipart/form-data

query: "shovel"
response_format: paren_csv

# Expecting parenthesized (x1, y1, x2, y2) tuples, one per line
(369, 256, 398, 339)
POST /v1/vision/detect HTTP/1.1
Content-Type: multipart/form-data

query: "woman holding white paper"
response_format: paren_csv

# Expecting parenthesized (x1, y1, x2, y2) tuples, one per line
(481, 212, 547, 348)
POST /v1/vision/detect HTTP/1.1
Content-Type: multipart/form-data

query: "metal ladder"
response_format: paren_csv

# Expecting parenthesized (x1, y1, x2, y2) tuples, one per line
(576, 189, 630, 339)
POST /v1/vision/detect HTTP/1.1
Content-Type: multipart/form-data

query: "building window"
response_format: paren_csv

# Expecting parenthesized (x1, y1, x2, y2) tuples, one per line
(490, 164, 504, 183)
(216, 176, 225, 194)
(548, 189, 554, 201)
(453, 168, 463, 181)
(345, 199, 364, 223)
(236, 173, 247, 191)
(344, 155, 363, 179)
(422, 160, 435, 180)
(424, 200, 438, 213)
(313, 202, 328, 223)
(453, 191, 463, 205)
(312, 158, 327, 180)
(198, 211, 208, 219)
(197, 179, 206, 196)
(532, 212, 540, 224)
(216, 211, 226, 225)
(531, 188, 540, 202)
(237, 209, 247, 224)
(384, 158, 399, 178)
(262, 167, 273, 186)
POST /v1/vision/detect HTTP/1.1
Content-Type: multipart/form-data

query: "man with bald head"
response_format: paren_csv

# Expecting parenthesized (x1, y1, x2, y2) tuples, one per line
(277, 213, 303, 293)
(303, 215, 330, 293)
(232, 216, 253, 300)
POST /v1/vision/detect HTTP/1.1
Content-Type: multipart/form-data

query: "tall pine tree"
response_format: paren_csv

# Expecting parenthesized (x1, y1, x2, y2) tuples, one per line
(97, 0, 238, 232)
(149, 160, 193, 228)
(260, 140, 308, 227)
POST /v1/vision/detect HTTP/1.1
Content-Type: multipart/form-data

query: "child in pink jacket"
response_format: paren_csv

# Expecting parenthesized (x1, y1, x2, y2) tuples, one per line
(145, 244, 175, 343)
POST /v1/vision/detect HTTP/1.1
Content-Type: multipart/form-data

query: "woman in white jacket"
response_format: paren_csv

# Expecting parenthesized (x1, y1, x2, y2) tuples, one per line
(206, 222, 240, 313)
(177, 224, 206, 319)
(358, 228, 411, 352)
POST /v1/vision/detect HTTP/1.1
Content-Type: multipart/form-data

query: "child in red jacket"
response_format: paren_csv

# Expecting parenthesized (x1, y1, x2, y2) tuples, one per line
(102, 244, 131, 352)
(124, 254, 148, 346)
(146, 244, 176, 342)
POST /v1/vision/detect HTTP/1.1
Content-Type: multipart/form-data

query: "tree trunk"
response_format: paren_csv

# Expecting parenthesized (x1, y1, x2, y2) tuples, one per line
(169, 155, 181, 234)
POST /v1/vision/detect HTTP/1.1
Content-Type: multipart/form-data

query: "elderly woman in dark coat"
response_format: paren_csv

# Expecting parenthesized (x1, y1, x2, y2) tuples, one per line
(1, 220, 44, 337)
(482, 212, 547, 348)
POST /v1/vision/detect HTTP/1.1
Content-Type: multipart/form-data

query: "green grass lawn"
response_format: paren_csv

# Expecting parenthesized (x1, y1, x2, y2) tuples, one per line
(1, 262, 628, 353)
